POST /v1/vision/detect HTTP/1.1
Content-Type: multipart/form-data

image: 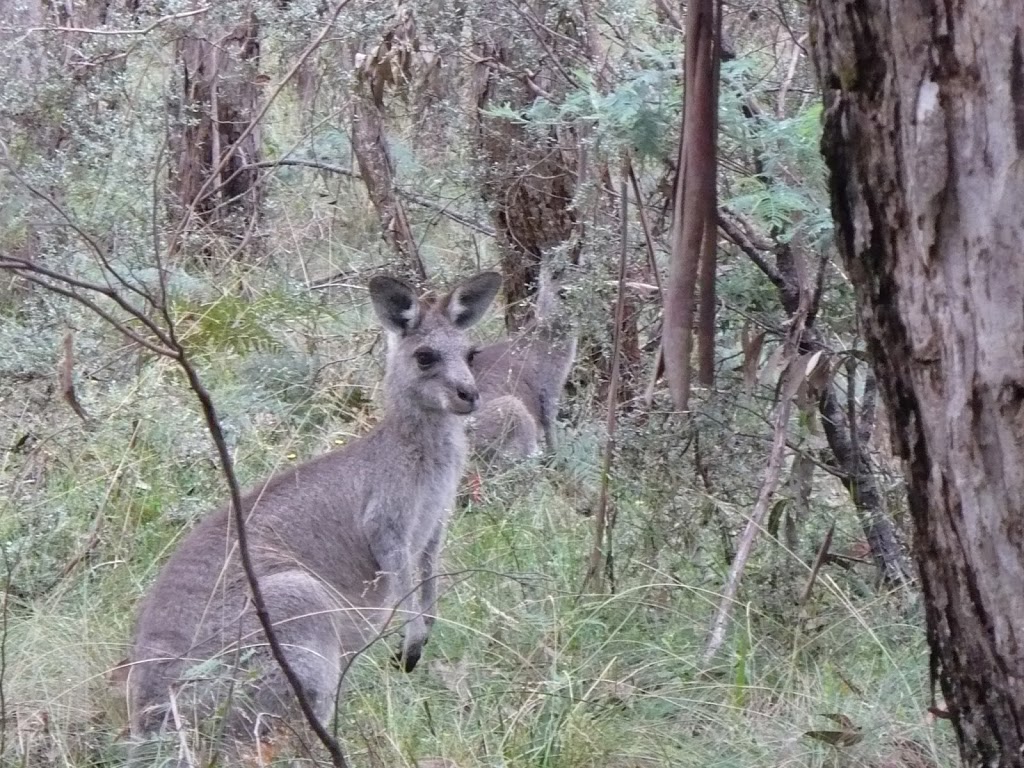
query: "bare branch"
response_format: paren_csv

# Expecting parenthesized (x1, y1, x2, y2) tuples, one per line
(59, 330, 90, 422)
(1, 159, 351, 768)
(0, 268, 179, 358)
(245, 159, 496, 237)
(0, 142, 160, 308)
(717, 210, 785, 287)
(21, 6, 211, 36)
(776, 33, 809, 118)
(627, 160, 663, 299)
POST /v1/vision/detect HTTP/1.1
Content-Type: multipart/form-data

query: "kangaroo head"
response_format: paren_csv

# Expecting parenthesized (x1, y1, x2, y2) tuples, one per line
(370, 271, 502, 415)
(535, 258, 579, 323)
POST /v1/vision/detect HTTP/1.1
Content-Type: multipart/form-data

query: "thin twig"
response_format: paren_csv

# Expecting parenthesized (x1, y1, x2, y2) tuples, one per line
(245, 159, 496, 237)
(627, 160, 663, 299)
(582, 167, 630, 594)
(717, 210, 785, 288)
(0, 169, 351, 768)
(0, 268, 179, 358)
(22, 6, 211, 36)
(776, 33, 809, 118)
(58, 331, 89, 421)
(0, 141, 156, 308)
(799, 522, 835, 605)
(174, 335, 350, 768)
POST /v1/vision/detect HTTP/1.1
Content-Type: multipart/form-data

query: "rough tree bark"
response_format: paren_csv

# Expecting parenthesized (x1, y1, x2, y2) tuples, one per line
(169, 6, 263, 259)
(345, 2, 427, 283)
(810, 1, 1024, 762)
(471, 5, 579, 331)
(349, 94, 426, 282)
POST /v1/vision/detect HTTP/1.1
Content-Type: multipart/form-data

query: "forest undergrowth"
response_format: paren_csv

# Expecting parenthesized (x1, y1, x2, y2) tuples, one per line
(0, 1, 960, 762)
(0, 268, 954, 767)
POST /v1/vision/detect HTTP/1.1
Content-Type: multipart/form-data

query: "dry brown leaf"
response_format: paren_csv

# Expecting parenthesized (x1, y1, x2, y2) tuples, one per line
(758, 342, 791, 387)
(804, 728, 864, 747)
(804, 712, 863, 748)
(782, 349, 821, 404)
(741, 321, 766, 395)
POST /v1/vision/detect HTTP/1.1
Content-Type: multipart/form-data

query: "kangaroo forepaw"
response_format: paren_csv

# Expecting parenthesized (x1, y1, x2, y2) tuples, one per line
(392, 642, 422, 673)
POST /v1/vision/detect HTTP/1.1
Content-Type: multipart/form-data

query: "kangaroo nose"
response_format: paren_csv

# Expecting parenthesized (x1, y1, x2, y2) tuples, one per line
(456, 386, 478, 407)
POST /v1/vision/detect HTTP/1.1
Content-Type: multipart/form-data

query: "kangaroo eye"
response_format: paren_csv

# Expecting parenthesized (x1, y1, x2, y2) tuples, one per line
(415, 348, 440, 370)
(466, 348, 479, 365)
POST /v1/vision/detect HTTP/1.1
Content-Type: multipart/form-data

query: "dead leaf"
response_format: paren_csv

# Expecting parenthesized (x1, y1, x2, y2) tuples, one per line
(740, 322, 766, 395)
(805, 729, 863, 747)
(766, 498, 788, 538)
(758, 342, 791, 387)
(804, 712, 863, 748)
(782, 349, 821, 404)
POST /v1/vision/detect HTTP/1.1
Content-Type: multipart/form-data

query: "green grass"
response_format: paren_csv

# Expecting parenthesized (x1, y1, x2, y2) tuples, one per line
(0, 294, 956, 768)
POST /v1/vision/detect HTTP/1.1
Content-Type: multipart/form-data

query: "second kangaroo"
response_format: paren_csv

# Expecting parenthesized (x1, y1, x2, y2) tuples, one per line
(470, 264, 577, 462)
(124, 271, 501, 760)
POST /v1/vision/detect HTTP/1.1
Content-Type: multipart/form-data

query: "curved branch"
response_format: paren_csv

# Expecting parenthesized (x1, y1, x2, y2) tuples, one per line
(244, 159, 496, 237)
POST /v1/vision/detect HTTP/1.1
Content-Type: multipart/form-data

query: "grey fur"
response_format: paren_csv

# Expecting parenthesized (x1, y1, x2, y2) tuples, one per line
(469, 394, 540, 464)
(470, 264, 577, 460)
(124, 271, 501, 755)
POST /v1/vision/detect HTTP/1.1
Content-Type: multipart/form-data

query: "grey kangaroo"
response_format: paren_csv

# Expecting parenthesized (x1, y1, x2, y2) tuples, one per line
(469, 263, 577, 462)
(124, 271, 501, 759)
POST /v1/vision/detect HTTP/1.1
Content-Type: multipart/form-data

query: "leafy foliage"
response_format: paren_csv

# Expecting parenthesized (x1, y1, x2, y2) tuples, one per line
(0, 0, 949, 766)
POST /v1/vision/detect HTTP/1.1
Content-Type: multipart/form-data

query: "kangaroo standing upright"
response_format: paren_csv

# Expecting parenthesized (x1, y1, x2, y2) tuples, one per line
(125, 271, 501, 759)
(470, 264, 577, 462)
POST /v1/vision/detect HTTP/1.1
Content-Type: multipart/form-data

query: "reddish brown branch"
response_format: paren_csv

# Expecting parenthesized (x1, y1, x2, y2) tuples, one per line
(663, 0, 719, 411)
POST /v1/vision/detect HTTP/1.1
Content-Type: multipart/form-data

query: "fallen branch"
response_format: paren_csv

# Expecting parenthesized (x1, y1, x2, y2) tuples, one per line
(702, 312, 806, 664)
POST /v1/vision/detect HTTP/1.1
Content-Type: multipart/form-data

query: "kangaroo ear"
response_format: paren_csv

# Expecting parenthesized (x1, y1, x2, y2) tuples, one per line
(445, 271, 502, 329)
(369, 275, 422, 334)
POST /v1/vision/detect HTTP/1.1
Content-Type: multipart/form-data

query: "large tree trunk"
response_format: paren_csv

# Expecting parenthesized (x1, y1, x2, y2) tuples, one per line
(810, 1, 1024, 762)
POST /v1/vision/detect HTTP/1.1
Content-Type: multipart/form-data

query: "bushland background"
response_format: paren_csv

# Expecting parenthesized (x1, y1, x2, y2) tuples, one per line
(0, 1, 948, 766)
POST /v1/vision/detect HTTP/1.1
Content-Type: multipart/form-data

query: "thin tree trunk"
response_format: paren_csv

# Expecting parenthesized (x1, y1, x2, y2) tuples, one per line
(349, 94, 427, 282)
(818, 384, 911, 586)
(663, 0, 718, 412)
(810, 1, 1024, 761)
